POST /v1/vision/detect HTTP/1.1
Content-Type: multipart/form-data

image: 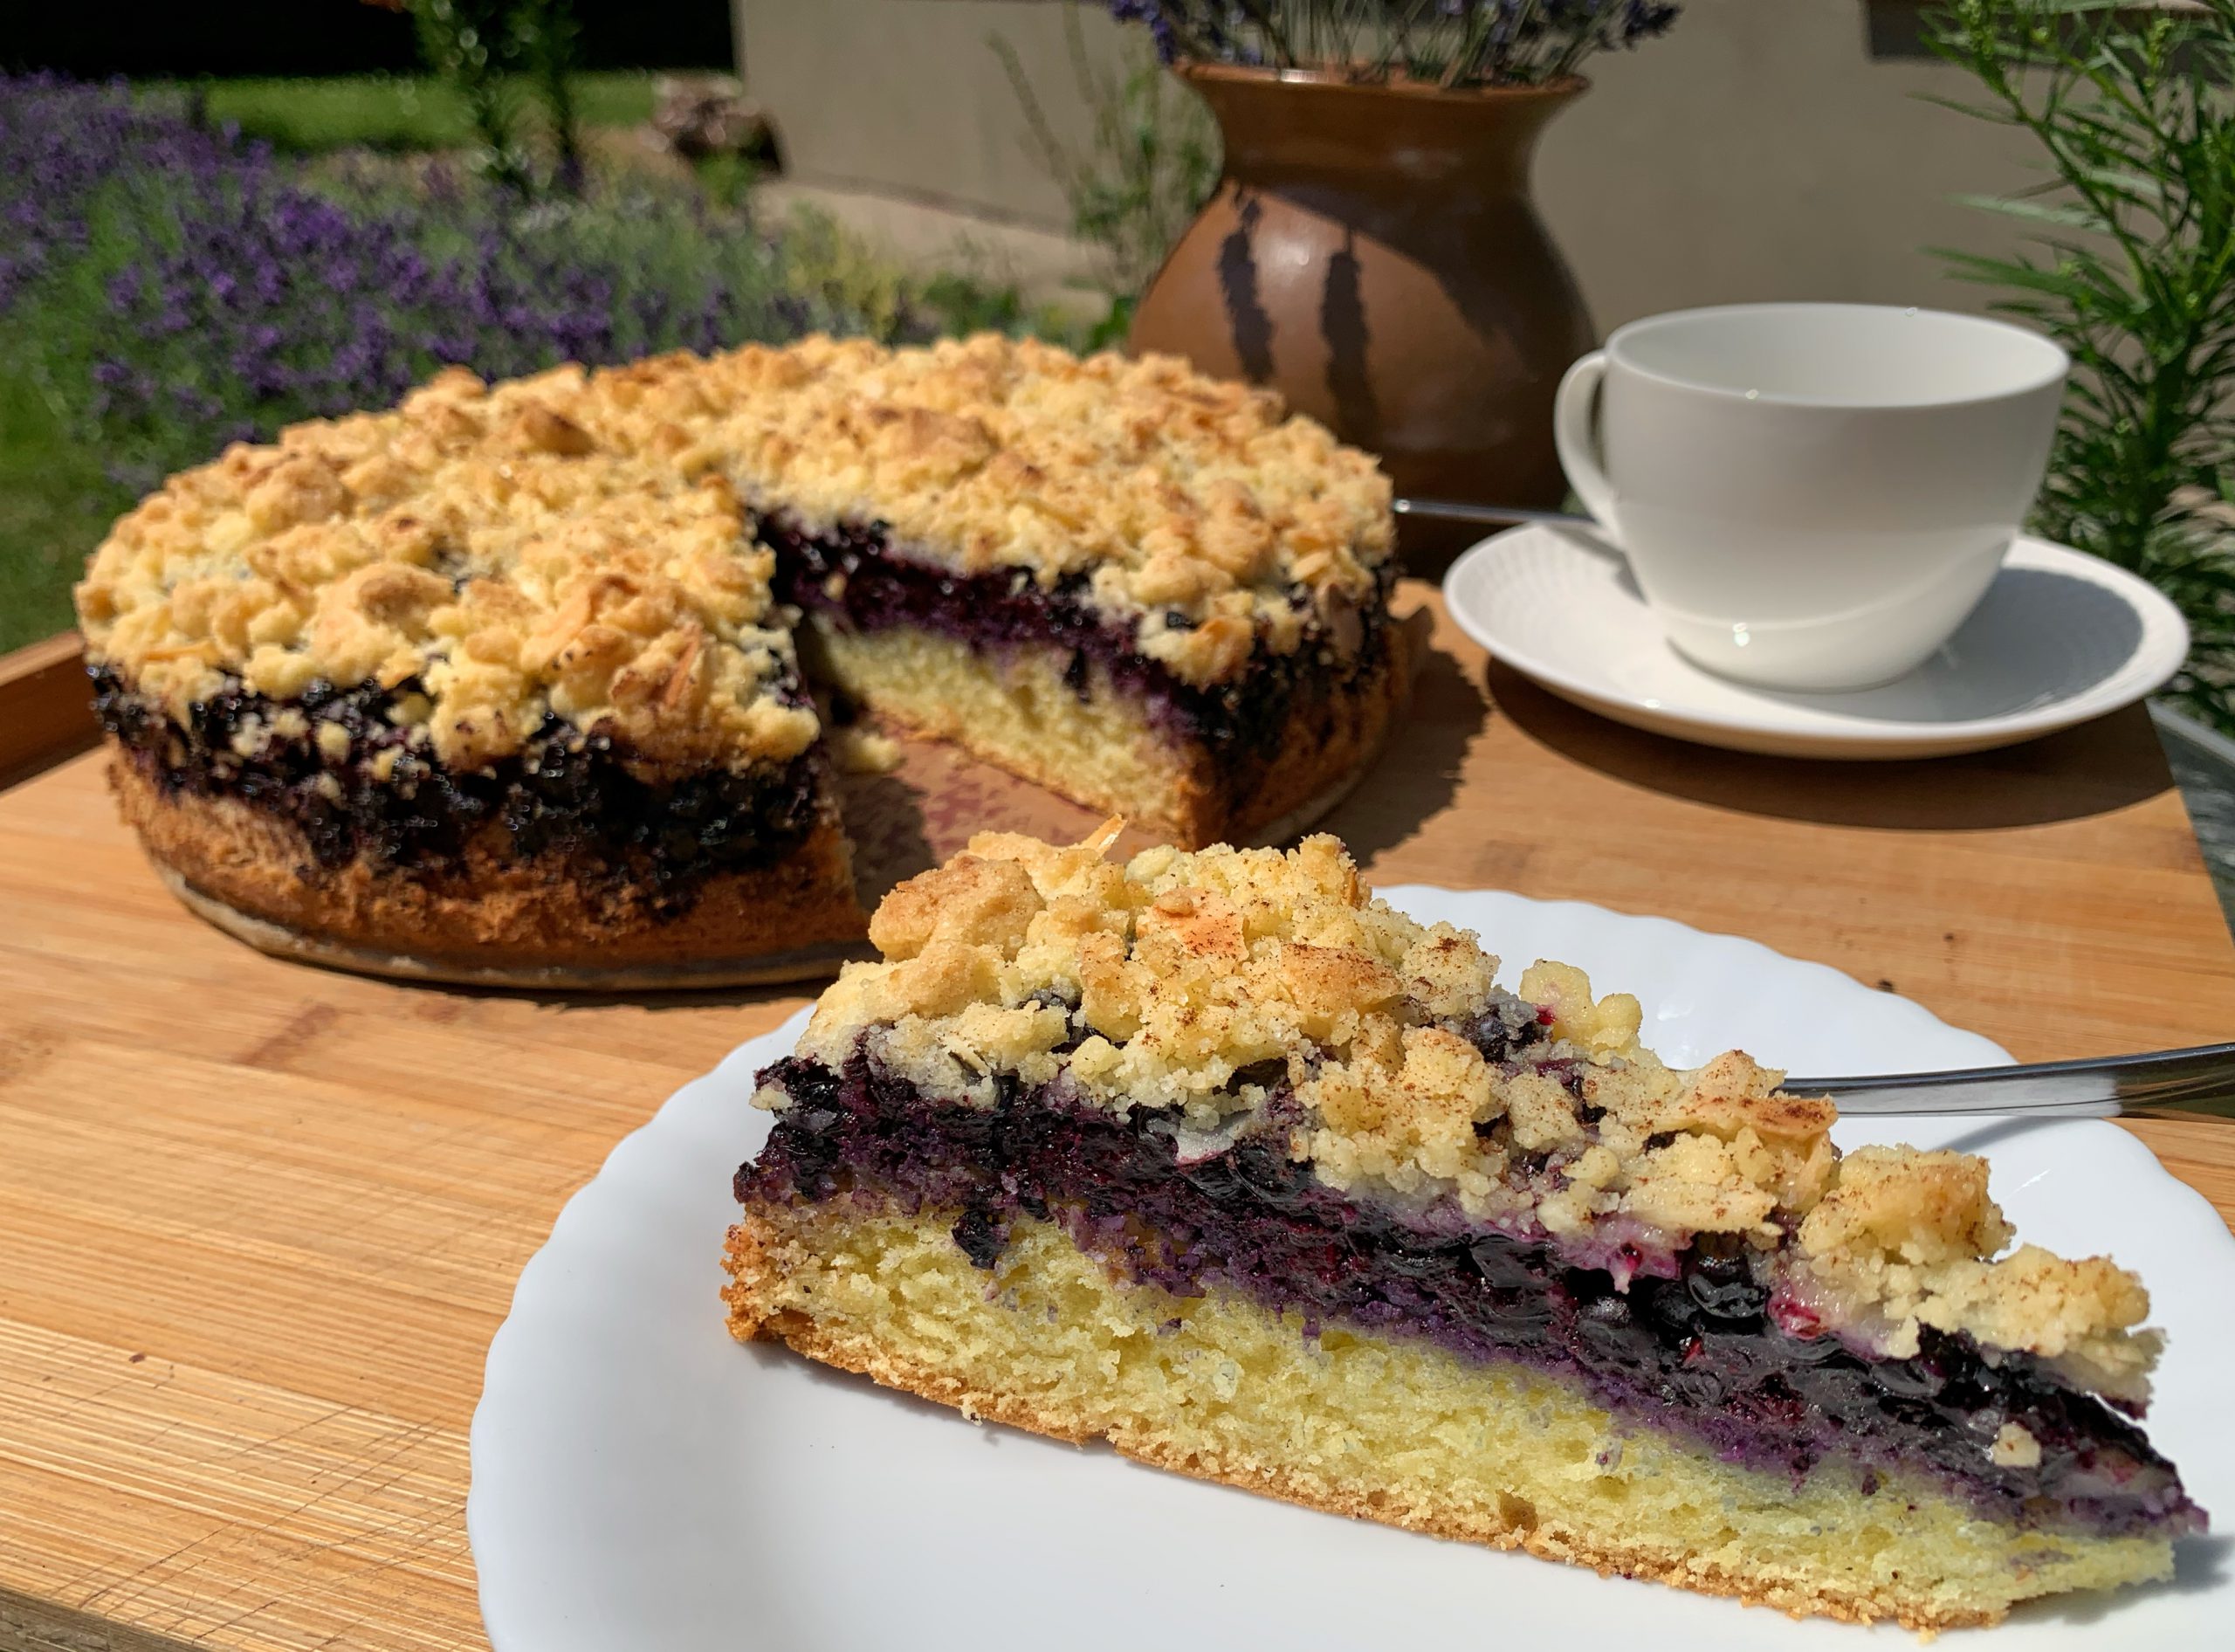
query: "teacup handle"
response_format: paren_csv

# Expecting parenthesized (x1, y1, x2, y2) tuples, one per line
(1553, 351, 1619, 536)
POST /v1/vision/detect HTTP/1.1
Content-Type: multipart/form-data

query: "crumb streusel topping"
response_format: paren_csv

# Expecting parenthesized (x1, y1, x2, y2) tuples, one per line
(674, 334, 1393, 685)
(77, 336, 1395, 773)
(76, 365, 817, 776)
(776, 825, 2162, 1404)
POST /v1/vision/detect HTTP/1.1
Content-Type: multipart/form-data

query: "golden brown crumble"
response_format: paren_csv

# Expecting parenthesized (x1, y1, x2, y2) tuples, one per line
(77, 335, 1394, 774)
(675, 334, 1393, 685)
(76, 364, 816, 775)
(781, 826, 2163, 1402)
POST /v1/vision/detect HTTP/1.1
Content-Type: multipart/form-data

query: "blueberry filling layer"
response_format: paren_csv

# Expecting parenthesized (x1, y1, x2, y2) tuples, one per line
(739, 1044, 2203, 1541)
(760, 512, 1397, 790)
(93, 665, 824, 908)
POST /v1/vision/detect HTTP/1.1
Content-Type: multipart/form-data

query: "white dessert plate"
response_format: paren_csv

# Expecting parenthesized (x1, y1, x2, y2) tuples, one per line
(470, 887, 2233, 1651)
(1442, 524, 2190, 760)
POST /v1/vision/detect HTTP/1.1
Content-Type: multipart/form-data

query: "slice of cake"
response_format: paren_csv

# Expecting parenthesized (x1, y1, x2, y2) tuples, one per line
(677, 335, 1407, 848)
(726, 825, 2204, 1630)
(77, 367, 863, 988)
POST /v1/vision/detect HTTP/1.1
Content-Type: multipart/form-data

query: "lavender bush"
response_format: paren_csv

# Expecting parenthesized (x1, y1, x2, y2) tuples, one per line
(0, 75, 1031, 648)
(1107, 0, 1680, 85)
(0, 77, 1023, 493)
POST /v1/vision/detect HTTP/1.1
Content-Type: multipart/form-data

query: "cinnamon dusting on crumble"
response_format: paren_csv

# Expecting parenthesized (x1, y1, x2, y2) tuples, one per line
(1795, 1148, 2160, 1402)
(779, 826, 2164, 1403)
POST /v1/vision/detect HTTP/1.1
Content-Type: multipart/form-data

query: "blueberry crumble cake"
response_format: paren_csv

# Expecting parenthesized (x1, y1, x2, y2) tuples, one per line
(75, 365, 858, 987)
(726, 826, 2204, 1629)
(76, 337, 1404, 983)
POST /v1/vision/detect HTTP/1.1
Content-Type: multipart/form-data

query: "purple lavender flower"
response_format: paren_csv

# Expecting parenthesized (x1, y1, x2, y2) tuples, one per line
(2, 72, 1015, 511)
(1622, 1, 1681, 43)
(1108, 2, 1184, 63)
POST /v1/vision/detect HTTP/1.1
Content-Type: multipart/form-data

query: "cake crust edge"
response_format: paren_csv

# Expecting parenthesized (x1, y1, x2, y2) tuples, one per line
(112, 751, 868, 983)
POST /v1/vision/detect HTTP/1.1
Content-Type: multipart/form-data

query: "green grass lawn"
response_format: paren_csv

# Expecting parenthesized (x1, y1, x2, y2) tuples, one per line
(178, 72, 663, 154)
(0, 375, 125, 655)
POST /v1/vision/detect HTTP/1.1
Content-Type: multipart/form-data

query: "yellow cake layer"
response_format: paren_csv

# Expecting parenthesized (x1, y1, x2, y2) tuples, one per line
(725, 1206, 2176, 1633)
(803, 619, 1203, 838)
(797, 616, 1406, 848)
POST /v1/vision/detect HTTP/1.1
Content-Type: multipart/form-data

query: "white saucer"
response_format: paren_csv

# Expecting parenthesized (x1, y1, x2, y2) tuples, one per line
(1442, 525, 2190, 759)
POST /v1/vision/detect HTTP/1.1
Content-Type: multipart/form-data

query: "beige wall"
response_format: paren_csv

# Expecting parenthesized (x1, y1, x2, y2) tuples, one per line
(736, 0, 1129, 229)
(1537, 0, 2039, 327)
(735, 0, 2040, 329)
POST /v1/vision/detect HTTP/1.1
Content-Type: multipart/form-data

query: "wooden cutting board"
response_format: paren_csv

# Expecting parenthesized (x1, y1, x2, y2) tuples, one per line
(2, 589, 2232, 1652)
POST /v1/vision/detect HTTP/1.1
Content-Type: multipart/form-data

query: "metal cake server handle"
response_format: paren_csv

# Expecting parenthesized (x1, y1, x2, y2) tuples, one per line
(1393, 497, 1595, 530)
(1783, 1043, 2235, 1121)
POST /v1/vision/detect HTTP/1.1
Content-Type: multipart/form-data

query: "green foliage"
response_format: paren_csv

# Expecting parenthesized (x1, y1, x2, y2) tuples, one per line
(173, 73, 656, 157)
(915, 272, 1035, 341)
(518, 0, 585, 187)
(407, 0, 587, 192)
(691, 151, 761, 212)
(992, 3, 1221, 343)
(0, 372, 114, 653)
(408, 0, 527, 189)
(770, 205, 923, 344)
(1929, 0, 2235, 726)
(2149, 485, 2235, 731)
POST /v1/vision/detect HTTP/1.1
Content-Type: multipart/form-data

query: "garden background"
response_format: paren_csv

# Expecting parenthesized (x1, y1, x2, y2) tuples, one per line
(0, 0, 1067, 663)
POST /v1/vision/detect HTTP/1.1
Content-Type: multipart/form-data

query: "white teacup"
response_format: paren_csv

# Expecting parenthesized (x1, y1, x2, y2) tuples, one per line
(1552, 303, 2067, 691)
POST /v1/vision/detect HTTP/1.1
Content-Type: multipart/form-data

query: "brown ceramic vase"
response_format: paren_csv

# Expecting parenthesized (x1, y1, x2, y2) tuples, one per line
(1130, 65, 1594, 565)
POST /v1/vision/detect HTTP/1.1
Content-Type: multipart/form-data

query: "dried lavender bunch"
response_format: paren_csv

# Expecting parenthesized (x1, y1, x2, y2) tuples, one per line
(1108, 1, 1678, 86)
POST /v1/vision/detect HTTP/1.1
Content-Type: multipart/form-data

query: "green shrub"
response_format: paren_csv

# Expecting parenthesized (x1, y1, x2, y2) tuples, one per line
(1931, 0, 2235, 727)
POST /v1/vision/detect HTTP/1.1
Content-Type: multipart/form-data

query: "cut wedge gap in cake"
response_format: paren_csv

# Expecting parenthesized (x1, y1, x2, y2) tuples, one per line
(726, 825, 2205, 1632)
(760, 511, 1411, 848)
(683, 334, 1409, 850)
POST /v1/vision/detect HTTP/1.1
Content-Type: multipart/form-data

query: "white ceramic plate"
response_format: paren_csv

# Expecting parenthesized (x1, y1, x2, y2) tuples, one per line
(470, 888, 2234, 1650)
(1442, 524, 2190, 759)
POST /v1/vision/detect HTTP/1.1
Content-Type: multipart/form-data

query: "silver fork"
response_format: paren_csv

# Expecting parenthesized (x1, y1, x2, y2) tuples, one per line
(1784, 1044, 2235, 1120)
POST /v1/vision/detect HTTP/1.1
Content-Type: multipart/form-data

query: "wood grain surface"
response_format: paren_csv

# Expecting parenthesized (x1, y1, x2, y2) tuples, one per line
(2, 588, 2232, 1652)
(0, 632, 99, 791)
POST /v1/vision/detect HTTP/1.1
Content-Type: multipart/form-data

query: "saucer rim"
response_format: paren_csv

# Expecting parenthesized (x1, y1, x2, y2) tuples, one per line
(1442, 528, 2190, 760)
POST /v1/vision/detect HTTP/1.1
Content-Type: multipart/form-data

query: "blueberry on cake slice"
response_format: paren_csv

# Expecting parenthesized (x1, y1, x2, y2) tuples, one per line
(685, 335, 1409, 847)
(75, 367, 862, 988)
(726, 826, 2204, 1630)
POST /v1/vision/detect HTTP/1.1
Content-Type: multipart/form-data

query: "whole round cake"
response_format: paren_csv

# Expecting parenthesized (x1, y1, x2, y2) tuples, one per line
(73, 335, 1409, 987)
